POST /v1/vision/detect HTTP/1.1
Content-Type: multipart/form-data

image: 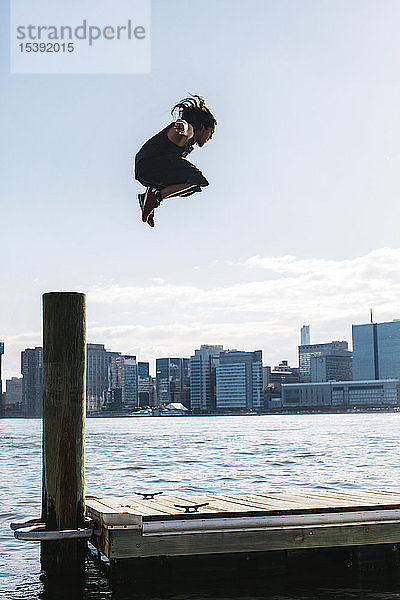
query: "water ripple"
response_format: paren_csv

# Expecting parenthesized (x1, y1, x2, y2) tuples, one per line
(3, 414, 400, 599)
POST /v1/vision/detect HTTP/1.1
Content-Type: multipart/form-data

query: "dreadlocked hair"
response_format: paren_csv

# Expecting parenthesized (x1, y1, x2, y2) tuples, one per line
(171, 95, 217, 131)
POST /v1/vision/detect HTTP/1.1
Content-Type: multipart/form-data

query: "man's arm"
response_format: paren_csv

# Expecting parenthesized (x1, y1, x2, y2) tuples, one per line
(167, 119, 194, 147)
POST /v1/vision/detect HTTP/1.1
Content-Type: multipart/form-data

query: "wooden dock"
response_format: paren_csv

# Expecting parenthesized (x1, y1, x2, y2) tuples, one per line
(86, 489, 400, 560)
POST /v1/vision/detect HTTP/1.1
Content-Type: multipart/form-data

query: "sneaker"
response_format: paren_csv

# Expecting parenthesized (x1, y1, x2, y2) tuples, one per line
(138, 191, 146, 215)
(138, 191, 156, 227)
(147, 211, 155, 228)
(142, 189, 161, 222)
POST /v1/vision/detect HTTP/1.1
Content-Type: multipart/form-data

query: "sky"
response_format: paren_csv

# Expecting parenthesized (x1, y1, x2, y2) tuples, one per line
(2, 0, 400, 379)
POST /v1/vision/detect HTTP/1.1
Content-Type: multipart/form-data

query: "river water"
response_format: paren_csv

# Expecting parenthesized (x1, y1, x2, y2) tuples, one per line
(2, 413, 400, 599)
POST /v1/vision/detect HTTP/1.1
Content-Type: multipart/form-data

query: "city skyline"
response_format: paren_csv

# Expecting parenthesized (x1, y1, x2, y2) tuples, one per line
(2, 302, 400, 381)
(6, 314, 400, 415)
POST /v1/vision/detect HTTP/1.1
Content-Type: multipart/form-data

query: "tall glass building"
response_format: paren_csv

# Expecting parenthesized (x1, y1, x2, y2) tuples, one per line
(86, 343, 109, 412)
(216, 350, 263, 411)
(156, 357, 190, 407)
(352, 320, 400, 380)
(122, 355, 138, 410)
(138, 362, 150, 407)
(21, 346, 43, 417)
(300, 325, 310, 346)
(0, 342, 4, 404)
(108, 353, 138, 410)
(190, 345, 223, 412)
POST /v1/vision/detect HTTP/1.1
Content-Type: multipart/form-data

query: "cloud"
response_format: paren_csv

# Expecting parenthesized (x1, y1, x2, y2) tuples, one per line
(4, 247, 400, 378)
(84, 247, 400, 369)
(240, 247, 400, 278)
(87, 247, 400, 317)
(2, 332, 42, 381)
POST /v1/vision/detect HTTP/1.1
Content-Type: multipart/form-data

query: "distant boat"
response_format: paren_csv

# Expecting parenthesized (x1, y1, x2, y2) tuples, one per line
(159, 403, 188, 416)
(130, 409, 153, 417)
(130, 407, 188, 417)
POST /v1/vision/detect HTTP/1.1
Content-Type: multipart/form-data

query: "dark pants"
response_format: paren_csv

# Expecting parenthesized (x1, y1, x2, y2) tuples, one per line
(135, 156, 209, 191)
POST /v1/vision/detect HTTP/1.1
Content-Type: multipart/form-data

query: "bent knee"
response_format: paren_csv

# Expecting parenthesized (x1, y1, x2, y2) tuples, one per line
(190, 177, 209, 187)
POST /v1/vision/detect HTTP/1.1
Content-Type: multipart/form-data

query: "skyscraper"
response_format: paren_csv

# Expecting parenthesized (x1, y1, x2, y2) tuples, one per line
(352, 319, 400, 380)
(298, 341, 352, 383)
(108, 353, 138, 410)
(122, 355, 138, 410)
(216, 350, 263, 411)
(21, 347, 43, 417)
(190, 345, 223, 412)
(0, 342, 4, 414)
(156, 358, 190, 407)
(301, 325, 310, 346)
(86, 343, 109, 412)
(137, 362, 150, 407)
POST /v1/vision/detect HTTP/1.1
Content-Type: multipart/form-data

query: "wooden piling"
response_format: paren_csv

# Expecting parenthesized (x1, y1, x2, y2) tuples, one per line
(41, 292, 86, 575)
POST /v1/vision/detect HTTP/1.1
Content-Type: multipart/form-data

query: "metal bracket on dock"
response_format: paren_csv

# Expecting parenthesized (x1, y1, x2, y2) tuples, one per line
(174, 502, 210, 514)
(10, 517, 44, 531)
(10, 517, 96, 542)
(134, 492, 164, 500)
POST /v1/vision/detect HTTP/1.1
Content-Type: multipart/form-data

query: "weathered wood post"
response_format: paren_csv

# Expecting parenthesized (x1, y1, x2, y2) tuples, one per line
(41, 292, 86, 575)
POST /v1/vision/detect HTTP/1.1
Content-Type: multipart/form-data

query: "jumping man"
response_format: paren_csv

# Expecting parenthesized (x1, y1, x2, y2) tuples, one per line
(134, 95, 217, 227)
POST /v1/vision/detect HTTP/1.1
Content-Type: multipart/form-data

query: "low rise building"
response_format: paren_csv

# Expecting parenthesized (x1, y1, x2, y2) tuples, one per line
(263, 360, 299, 409)
(281, 379, 400, 409)
(299, 341, 352, 383)
(4, 377, 23, 415)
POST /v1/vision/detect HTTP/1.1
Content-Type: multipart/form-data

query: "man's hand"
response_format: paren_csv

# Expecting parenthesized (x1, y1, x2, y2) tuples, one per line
(174, 119, 193, 137)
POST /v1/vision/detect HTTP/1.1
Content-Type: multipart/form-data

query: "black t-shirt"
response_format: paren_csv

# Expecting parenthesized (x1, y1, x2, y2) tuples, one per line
(136, 123, 195, 162)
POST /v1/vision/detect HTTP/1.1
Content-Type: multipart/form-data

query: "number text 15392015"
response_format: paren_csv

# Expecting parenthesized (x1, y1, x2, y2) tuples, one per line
(19, 42, 74, 53)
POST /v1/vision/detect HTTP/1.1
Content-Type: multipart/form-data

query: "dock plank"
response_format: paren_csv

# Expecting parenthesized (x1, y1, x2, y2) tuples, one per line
(327, 490, 400, 503)
(87, 496, 171, 517)
(270, 490, 400, 507)
(218, 494, 342, 511)
(291, 490, 400, 508)
(271, 493, 371, 508)
(123, 495, 223, 516)
(85, 498, 143, 528)
(166, 494, 296, 515)
(255, 493, 348, 508)
(246, 493, 338, 508)
(217, 494, 308, 510)
(179, 495, 287, 513)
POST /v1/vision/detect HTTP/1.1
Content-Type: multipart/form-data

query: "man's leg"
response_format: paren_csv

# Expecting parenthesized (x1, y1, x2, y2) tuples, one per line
(160, 183, 197, 199)
(142, 183, 198, 223)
